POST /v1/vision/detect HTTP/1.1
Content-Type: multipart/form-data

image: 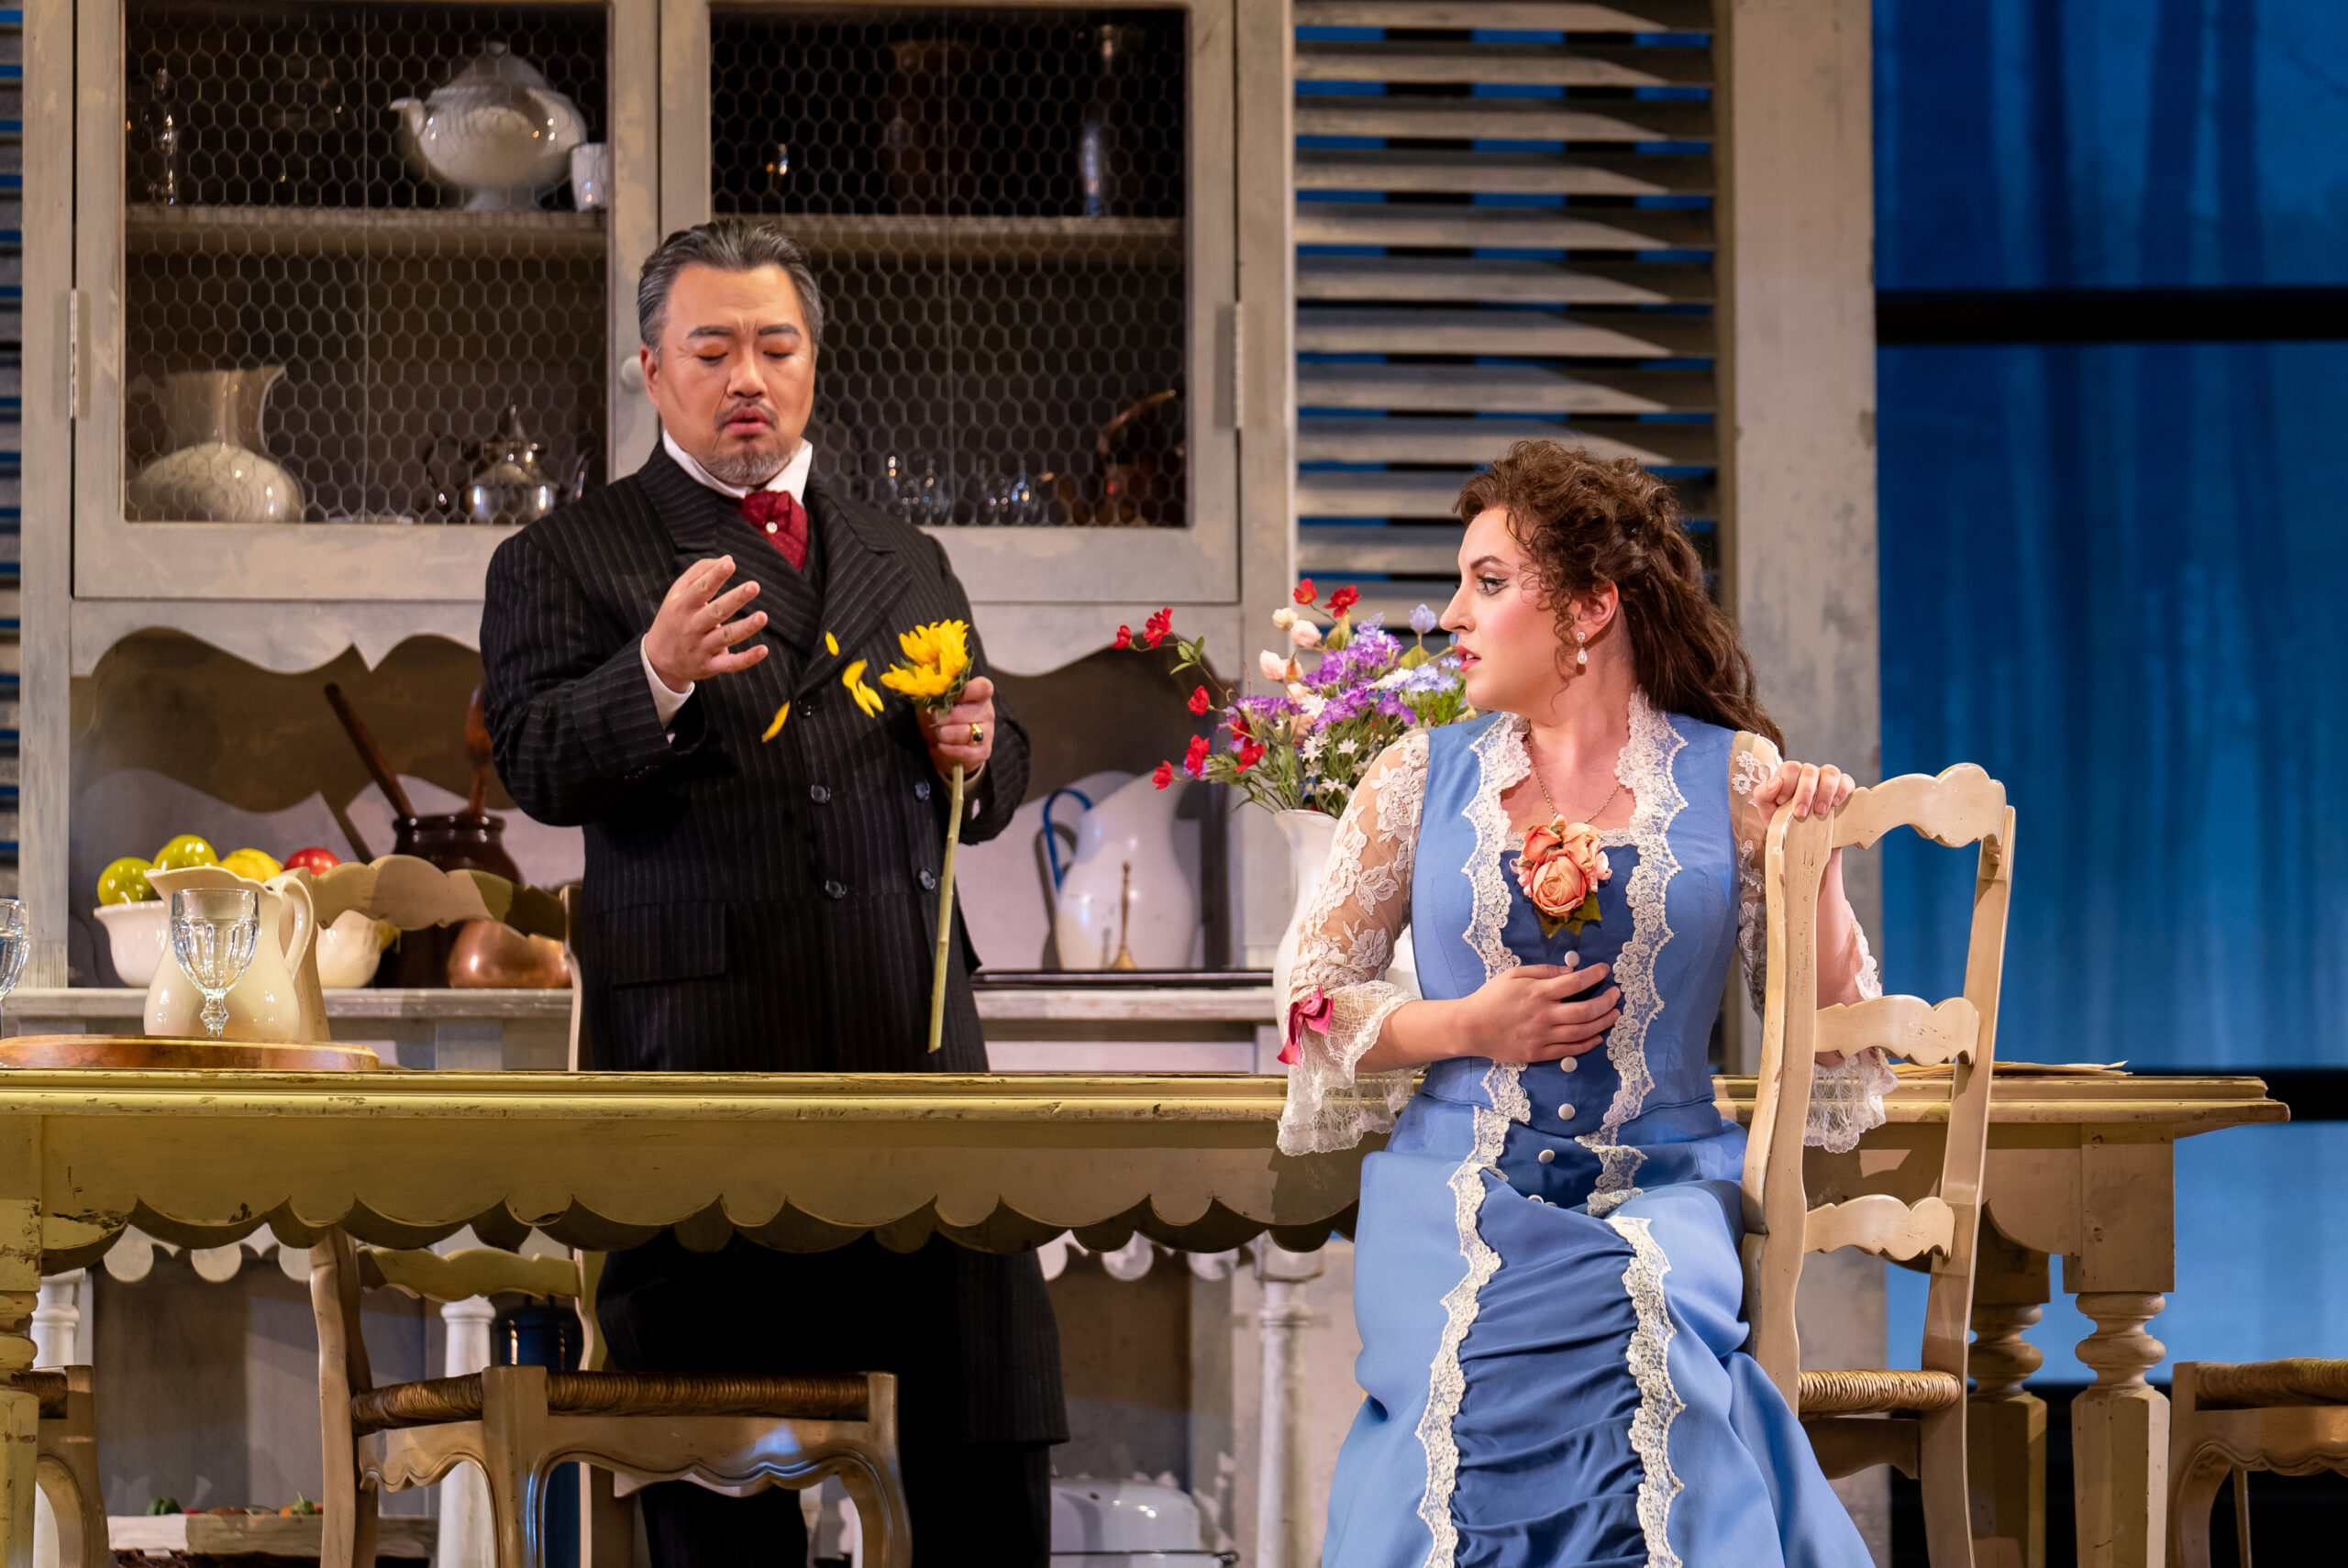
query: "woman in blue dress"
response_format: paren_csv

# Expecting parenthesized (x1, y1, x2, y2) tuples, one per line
(1280, 442, 1895, 1567)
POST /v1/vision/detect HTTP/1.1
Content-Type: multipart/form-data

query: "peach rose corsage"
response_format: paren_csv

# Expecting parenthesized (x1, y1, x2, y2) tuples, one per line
(1517, 819, 1611, 936)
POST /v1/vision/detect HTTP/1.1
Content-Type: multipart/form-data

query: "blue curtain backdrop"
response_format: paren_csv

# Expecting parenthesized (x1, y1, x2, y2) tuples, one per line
(1873, 1, 2348, 1377)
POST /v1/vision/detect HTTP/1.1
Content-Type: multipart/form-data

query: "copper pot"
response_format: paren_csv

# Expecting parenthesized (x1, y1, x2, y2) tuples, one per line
(447, 920, 569, 989)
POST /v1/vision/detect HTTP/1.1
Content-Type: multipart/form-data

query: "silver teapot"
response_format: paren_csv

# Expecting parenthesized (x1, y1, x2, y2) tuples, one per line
(393, 43, 585, 211)
(460, 406, 560, 525)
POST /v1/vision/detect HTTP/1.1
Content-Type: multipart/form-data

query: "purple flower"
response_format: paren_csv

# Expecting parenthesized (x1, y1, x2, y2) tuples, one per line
(1409, 603, 1439, 635)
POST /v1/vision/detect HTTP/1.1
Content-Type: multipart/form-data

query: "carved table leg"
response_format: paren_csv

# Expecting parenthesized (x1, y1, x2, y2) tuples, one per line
(1969, 1231, 2049, 1568)
(1972, 1303, 2046, 1567)
(1253, 1240, 1324, 1568)
(2073, 1292, 2169, 1568)
(0, 1199, 42, 1568)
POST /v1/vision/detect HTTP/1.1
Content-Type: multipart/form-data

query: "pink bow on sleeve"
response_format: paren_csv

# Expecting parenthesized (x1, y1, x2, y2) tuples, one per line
(1280, 986, 1333, 1066)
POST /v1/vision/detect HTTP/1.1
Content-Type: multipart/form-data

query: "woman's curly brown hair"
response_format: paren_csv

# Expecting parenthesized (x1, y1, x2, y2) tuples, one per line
(1456, 441, 1781, 746)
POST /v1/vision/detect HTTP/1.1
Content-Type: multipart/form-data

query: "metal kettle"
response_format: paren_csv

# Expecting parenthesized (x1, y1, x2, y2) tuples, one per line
(460, 404, 560, 525)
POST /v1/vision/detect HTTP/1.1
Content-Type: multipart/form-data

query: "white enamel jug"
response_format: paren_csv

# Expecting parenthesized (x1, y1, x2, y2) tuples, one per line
(1047, 774, 1199, 971)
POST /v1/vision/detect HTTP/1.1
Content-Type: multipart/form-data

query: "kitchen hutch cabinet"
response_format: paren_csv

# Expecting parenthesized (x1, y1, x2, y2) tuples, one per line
(19, 0, 1297, 982)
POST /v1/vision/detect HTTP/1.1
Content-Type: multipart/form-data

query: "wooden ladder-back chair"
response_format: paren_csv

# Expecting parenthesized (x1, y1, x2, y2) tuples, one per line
(309, 1232, 910, 1568)
(16, 1367, 108, 1568)
(1743, 765, 2016, 1568)
(2170, 1359, 2348, 1565)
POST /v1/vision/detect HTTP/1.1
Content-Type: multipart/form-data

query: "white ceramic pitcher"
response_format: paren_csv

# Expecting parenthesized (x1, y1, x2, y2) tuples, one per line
(1048, 774, 1199, 971)
(143, 866, 322, 1042)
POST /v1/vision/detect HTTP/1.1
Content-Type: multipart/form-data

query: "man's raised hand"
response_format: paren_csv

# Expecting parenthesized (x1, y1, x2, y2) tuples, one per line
(646, 556, 768, 689)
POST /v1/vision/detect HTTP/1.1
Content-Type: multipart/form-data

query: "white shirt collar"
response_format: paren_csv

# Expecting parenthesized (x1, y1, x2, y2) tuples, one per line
(662, 428, 814, 503)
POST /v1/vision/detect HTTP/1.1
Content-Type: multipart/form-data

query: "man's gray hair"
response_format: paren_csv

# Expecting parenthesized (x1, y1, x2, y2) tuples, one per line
(636, 218, 826, 351)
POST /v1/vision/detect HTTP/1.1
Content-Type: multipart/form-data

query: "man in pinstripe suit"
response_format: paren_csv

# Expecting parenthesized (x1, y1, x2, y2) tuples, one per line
(482, 220, 1065, 1563)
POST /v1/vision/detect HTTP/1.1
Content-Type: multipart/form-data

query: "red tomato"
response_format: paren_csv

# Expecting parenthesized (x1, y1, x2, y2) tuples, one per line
(284, 847, 340, 876)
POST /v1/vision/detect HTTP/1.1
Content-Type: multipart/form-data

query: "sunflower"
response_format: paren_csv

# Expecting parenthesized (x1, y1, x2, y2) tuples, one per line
(879, 619, 973, 707)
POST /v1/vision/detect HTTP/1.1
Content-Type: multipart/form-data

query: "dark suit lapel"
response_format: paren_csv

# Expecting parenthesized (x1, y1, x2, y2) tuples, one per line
(799, 476, 914, 696)
(640, 441, 825, 657)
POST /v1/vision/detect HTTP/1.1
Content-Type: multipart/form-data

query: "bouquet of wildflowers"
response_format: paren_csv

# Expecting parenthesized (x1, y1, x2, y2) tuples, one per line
(1125, 581, 1471, 817)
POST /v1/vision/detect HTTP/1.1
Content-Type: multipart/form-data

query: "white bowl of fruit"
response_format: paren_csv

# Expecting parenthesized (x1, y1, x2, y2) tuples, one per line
(94, 838, 347, 988)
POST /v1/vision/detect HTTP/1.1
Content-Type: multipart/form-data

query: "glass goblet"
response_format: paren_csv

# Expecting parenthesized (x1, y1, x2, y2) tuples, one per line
(169, 888, 260, 1040)
(0, 900, 27, 1027)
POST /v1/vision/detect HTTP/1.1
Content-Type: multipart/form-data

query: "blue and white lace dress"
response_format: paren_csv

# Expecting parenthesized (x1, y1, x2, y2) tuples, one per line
(1281, 699, 1894, 1567)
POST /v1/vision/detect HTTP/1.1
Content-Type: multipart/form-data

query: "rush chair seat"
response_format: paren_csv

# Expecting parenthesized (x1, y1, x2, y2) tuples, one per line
(16, 1366, 107, 1568)
(1743, 766, 2016, 1568)
(308, 1231, 909, 1568)
(2169, 1357, 2348, 1567)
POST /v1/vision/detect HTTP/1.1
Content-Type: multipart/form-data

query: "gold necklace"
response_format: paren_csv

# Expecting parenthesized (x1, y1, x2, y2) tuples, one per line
(1529, 747, 1621, 826)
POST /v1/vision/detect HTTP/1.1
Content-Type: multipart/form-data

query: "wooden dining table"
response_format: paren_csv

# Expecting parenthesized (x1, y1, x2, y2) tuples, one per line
(0, 1064, 2280, 1568)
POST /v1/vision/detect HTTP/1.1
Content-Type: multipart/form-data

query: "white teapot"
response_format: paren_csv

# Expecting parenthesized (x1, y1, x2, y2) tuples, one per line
(393, 43, 585, 212)
(143, 867, 323, 1042)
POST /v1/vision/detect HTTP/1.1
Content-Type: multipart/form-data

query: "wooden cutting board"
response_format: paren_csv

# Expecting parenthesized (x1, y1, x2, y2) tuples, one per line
(0, 1034, 382, 1071)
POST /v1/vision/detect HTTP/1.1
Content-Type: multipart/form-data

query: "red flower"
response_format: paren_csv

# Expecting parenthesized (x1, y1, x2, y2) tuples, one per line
(1292, 579, 1317, 606)
(1113, 625, 1133, 649)
(1182, 734, 1211, 778)
(1151, 760, 1174, 790)
(1235, 737, 1266, 772)
(1186, 684, 1212, 716)
(1329, 584, 1360, 615)
(1143, 606, 1174, 648)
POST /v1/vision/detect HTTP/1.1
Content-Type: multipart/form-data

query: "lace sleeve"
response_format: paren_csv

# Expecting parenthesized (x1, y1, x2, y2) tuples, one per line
(1276, 731, 1429, 1156)
(1729, 733, 1895, 1154)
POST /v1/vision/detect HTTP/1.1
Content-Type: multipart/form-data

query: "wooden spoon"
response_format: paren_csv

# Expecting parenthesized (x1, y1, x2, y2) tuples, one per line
(465, 685, 493, 813)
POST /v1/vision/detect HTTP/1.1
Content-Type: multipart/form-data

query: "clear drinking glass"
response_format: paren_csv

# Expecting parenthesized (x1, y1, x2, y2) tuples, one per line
(0, 900, 28, 1018)
(169, 888, 260, 1040)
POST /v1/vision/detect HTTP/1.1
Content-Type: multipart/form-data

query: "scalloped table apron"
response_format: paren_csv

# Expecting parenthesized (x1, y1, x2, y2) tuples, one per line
(0, 1066, 2280, 1568)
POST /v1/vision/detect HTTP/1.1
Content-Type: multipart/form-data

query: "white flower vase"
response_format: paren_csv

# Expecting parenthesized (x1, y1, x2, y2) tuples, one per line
(1269, 808, 1418, 1032)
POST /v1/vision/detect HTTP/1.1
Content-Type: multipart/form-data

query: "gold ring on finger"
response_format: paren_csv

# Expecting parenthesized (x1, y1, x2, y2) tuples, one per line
(969, 722, 984, 745)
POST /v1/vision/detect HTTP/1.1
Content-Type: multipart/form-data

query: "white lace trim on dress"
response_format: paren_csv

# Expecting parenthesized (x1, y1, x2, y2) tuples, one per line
(1578, 692, 1686, 1215)
(1609, 1213, 1686, 1568)
(1414, 1061, 1523, 1567)
(1465, 718, 1531, 984)
(1276, 732, 1430, 1157)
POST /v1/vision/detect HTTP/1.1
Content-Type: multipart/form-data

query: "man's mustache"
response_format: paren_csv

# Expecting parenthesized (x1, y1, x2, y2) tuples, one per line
(717, 401, 778, 431)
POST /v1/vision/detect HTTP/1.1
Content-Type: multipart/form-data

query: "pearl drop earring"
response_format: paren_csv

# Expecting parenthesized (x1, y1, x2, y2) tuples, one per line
(1575, 630, 1589, 669)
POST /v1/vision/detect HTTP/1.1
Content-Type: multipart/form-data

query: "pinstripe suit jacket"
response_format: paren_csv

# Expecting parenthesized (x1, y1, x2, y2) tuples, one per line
(479, 444, 1065, 1444)
(481, 442, 1024, 1072)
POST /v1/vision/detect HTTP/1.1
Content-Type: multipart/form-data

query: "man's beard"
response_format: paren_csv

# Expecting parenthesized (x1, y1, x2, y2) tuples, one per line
(702, 402, 791, 489)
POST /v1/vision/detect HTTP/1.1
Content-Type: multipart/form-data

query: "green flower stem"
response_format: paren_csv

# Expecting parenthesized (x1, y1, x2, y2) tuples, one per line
(928, 761, 965, 1054)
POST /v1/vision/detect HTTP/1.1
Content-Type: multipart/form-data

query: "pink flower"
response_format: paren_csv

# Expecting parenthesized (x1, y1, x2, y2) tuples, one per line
(1288, 620, 1323, 649)
(1279, 986, 1333, 1066)
(1259, 649, 1291, 681)
(1517, 820, 1611, 920)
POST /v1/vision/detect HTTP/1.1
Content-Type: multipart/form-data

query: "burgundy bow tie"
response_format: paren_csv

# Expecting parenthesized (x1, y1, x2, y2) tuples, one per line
(738, 489, 807, 570)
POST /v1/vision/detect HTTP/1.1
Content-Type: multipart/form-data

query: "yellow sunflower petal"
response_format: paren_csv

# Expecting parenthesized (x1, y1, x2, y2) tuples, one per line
(760, 701, 791, 742)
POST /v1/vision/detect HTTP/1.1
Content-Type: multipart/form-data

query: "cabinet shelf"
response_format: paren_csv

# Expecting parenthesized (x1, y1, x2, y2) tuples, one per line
(770, 214, 1182, 265)
(125, 204, 609, 259)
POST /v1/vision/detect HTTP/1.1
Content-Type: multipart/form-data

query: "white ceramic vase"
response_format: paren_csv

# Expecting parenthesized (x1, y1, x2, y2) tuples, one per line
(1051, 773, 1199, 970)
(1268, 807, 1419, 1025)
(127, 367, 302, 523)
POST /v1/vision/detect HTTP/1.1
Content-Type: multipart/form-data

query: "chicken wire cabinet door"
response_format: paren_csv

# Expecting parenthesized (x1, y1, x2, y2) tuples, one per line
(72, 0, 661, 602)
(682, 0, 1239, 605)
